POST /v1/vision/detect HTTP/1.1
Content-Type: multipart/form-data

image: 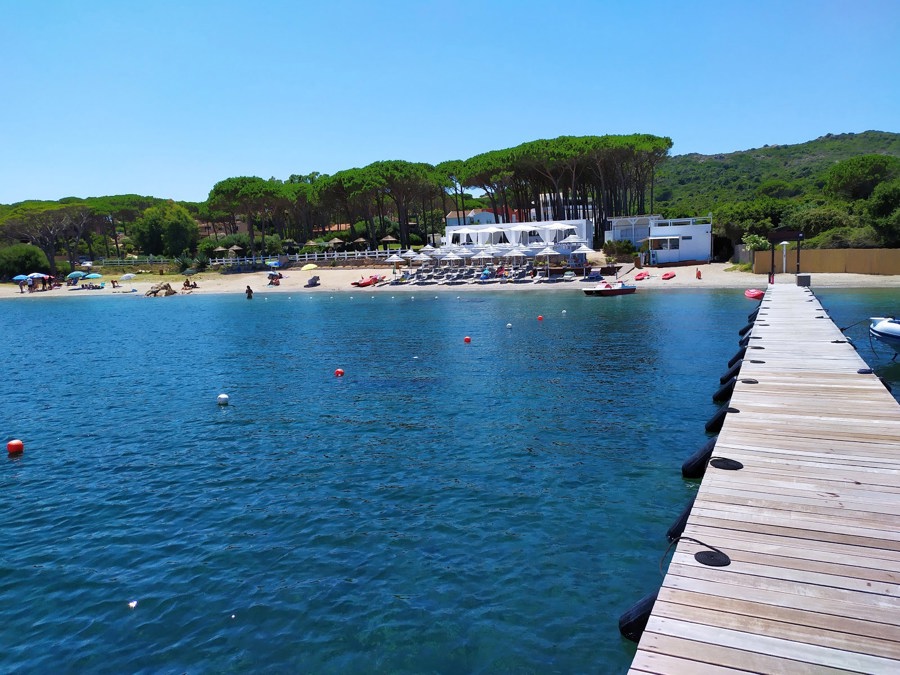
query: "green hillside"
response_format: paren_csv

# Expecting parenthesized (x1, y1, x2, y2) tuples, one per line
(654, 130, 900, 217)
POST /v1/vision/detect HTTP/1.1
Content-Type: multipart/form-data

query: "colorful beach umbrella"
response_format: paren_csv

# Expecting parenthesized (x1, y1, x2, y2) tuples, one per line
(12, 274, 28, 282)
(84, 273, 102, 279)
(66, 271, 87, 279)
(119, 273, 136, 281)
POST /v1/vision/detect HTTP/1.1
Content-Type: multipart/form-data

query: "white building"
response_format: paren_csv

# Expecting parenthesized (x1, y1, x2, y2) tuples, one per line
(445, 209, 497, 228)
(608, 215, 712, 265)
(443, 219, 593, 250)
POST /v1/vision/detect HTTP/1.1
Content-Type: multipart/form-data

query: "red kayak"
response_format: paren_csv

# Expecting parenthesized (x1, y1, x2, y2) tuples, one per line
(351, 274, 384, 287)
(744, 288, 765, 300)
(661, 272, 676, 280)
(634, 271, 650, 281)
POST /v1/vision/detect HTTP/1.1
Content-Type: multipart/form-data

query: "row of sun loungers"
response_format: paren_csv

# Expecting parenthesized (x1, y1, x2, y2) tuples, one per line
(389, 266, 587, 286)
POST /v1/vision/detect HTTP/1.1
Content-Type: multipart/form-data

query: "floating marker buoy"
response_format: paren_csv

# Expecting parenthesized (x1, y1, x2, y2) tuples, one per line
(562, 310, 566, 314)
(7, 439, 24, 455)
(537, 315, 543, 321)
(464, 336, 471, 344)
(216, 394, 229, 406)
(506, 323, 512, 329)
(334, 368, 345, 377)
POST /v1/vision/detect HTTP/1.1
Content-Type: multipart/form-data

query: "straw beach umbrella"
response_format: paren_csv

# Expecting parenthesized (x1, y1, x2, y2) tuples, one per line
(384, 253, 405, 274)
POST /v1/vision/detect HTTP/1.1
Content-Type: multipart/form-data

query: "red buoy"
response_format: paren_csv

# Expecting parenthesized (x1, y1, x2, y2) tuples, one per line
(7, 439, 24, 455)
(334, 368, 345, 377)
(537, 315, 543, 321)
(464, 336, 471, 344)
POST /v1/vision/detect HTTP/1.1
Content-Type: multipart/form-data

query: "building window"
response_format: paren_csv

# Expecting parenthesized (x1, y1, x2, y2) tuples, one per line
(682, 235, 692, 240)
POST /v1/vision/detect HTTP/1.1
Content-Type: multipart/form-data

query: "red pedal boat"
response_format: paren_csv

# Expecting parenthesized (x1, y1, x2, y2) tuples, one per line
(744, 288, 765, 300)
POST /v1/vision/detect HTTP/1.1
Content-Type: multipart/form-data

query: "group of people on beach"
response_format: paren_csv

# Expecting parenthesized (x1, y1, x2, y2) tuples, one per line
(19, 276, 55, 293)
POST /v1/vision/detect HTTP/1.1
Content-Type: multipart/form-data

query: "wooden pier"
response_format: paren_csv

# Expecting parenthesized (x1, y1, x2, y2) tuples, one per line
(630, 284, 900, 674)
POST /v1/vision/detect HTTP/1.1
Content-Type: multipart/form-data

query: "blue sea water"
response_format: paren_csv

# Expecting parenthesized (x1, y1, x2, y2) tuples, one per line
(1, 286, 897, 673)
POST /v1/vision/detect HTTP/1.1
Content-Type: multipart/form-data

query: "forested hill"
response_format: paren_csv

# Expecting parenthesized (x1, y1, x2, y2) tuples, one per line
(654, 130, 900, 217)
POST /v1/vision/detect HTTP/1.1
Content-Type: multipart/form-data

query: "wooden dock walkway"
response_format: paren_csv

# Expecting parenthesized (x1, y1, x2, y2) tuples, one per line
(629, 284, 900, 674)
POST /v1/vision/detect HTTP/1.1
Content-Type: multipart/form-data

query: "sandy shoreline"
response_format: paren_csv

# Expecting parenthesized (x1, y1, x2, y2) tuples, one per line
(8, 262, 900, 300)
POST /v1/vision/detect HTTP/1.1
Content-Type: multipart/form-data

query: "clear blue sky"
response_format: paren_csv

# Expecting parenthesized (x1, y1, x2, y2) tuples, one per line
(2, 0, 898, 204)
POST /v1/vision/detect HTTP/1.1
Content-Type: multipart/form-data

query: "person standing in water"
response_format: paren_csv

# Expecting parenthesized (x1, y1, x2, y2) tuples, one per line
(245, 285, 253, 299)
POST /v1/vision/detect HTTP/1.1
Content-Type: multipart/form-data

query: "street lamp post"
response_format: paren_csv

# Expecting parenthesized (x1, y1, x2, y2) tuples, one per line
(779, 241, 790, 274)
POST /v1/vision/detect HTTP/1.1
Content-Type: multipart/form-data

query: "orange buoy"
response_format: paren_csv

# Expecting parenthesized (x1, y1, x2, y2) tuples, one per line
(7, 439, 24, 455)
(334, 368, 345, 377)
(464, 336, 471, 344)
(537, 315, 543, 321)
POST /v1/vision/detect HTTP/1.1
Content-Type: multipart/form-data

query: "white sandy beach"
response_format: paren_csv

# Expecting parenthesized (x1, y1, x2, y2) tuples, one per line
(9, 261, 900, 299)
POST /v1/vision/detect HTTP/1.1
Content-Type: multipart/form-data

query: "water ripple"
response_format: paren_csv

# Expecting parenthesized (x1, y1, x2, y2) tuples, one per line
(0, 289, 895, 672)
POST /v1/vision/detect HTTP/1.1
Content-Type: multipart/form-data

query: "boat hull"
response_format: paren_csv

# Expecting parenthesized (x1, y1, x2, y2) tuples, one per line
(870, 318, 900, 353)
(584, 286, 636, 297)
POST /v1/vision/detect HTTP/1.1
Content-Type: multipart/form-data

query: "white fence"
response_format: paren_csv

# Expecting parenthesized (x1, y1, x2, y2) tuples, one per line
(208, 250, 395, 266)
(99, 250, 395, 267)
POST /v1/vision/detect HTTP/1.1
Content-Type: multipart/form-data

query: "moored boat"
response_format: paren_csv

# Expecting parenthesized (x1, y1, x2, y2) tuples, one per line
(744, 288, 765, 300)
(870, 317, 900, 356)
(583, 281, 636, 297)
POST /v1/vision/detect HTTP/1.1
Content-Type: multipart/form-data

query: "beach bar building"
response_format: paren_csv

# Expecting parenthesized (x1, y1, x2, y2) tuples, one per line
(442, 219, 593, 250)
(608, 215, 713, 266)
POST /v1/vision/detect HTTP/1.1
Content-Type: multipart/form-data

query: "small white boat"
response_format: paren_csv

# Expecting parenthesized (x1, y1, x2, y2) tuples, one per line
(870, 317, 900, 357)
(583, 281, 636, 297)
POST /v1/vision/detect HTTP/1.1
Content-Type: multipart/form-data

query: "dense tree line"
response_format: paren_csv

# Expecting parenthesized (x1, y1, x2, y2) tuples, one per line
(204, 134, 673, 252)
(3, 131, 900, 276)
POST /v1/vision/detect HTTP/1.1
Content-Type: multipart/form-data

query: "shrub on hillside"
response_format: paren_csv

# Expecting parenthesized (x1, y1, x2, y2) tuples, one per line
(0, 244, 49, 279)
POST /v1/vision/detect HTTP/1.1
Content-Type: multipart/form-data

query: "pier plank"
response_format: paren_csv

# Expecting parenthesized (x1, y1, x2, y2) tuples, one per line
(629, 285, 900, 673)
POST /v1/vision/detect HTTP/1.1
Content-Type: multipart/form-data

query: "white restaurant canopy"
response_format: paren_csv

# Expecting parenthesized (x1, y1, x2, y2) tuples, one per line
(445, 220, 592, 249)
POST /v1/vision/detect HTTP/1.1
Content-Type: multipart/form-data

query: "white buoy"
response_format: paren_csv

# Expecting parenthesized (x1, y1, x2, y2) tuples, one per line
(217, 394, 229, 406)
(562, 309, 567, 314)
(506, 323, 512, 329)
